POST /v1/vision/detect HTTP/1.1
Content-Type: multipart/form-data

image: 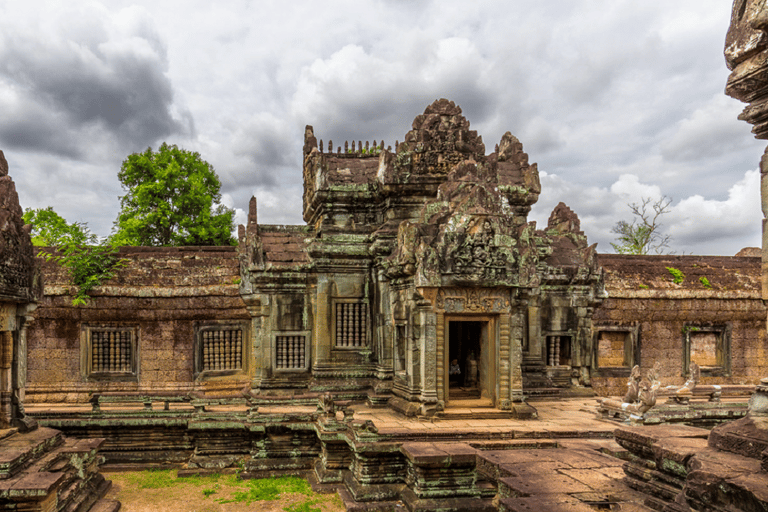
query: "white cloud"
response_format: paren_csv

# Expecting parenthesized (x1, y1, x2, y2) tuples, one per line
(532, 169, 761, 256)
(0, 0, 764, 258)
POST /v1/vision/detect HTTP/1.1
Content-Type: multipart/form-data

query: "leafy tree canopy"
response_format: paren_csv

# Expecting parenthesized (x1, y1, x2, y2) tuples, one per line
(22, 207, 91, 247)
(611, 196, 673, 255)
(22, 207, 126, 306)
(113, 143, 236, 246)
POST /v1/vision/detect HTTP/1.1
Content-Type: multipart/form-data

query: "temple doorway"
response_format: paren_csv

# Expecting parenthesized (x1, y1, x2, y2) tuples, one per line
(447, 320, 490, 404)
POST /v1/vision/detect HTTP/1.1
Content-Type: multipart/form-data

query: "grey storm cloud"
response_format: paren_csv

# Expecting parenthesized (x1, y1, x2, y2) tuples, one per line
(0, 4, 190, 157)
(1, 0, 765, 255)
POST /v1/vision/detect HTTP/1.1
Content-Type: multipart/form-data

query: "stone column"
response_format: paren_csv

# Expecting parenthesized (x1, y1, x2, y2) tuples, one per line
(314, 277, 332, 366)
(527, 299, 542, 361)
(244, 294, 269, 387)
(498, 313, 511, 409)
(509, 307, 525, 402)
(419, 308, 438, 407)
(0, 331, 11, 428)
(435, 311, 445, 405)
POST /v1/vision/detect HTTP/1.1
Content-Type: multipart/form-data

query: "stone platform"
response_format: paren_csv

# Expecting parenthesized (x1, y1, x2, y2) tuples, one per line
(24, 398, 647, 511)
(0, 427, 117, 512)
(28, 397, 768, 511)
(616, 424, 768, 511)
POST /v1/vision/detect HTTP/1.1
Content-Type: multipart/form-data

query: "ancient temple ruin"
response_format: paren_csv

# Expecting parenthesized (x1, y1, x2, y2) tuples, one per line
(238, 99, 603, 415)
(20, 100, 768, 418)
(5, 91, 768, 510)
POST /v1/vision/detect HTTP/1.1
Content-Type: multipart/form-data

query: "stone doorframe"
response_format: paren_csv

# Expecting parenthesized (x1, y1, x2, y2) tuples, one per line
(441, 314, 496, 408)
(421, 287, 521, 411)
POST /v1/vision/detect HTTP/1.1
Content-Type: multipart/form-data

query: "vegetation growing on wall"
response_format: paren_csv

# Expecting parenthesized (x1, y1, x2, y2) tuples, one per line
(22, 207, 126, 306)
(666, 266, 685, 284)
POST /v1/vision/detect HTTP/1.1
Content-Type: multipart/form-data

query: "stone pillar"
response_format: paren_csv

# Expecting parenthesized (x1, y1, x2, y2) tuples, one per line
(0, 331, 12, 428)
(498, 313, 511, 409)
(527, 300, 542, 361)
(244, 294, 269, 387)
(509, 308, 525, 402)
(314, 277, 332, 366)
(761, 149, 768, 303)
(435, 311, 445, 405)
(419, 308, 437, 407)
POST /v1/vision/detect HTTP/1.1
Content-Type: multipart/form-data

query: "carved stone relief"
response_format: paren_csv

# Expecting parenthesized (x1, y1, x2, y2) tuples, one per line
(434, 288, 511, 314)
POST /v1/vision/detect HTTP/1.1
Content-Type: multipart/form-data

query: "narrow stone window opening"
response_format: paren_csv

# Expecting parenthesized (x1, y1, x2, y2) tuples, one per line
(682, 324, 731, 377)
(275, 335, 306, 369)
(200, 328, 243, 372)
(92, 330, 133, 373)
(546, 335, 571, 367)
(335, 302, 367, 348)
(195, 324, 248, 378)
(83, 325, 138, 381)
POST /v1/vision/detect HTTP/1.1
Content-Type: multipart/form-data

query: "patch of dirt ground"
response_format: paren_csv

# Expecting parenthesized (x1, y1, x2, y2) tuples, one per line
(103, 470, 345, 512)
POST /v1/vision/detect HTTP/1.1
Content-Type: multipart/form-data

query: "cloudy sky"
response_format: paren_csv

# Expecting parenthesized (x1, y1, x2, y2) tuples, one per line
(0, 1, 763, 255)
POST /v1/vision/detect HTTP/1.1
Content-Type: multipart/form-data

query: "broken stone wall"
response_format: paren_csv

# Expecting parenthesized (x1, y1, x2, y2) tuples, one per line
(26, 246, 249, 403)
(591, 254, 766, 396)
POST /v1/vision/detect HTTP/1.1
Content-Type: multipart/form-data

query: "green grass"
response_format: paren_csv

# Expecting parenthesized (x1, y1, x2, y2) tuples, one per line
(119, 470, 330, 511)
(219, 475, 312, 504)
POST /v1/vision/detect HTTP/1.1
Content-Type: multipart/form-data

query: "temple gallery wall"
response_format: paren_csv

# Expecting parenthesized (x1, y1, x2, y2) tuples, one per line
(19, 99, 768, 413)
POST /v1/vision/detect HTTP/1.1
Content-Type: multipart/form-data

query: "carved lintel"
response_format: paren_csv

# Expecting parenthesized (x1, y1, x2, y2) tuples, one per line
(434, 288, 511, 313)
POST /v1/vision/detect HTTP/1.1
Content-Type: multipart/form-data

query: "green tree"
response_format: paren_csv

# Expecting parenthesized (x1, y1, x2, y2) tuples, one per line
(22, 207, 126, 306)
(611, 196, 673, 255)
(113, 143, 236, 246)
(22, 207, 89, 247)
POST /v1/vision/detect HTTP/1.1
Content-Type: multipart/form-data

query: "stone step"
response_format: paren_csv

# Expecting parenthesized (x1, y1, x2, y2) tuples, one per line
(436, 412, 516, 420)
(0, 430, 110, 512)
(0, 471, 66, 511)
(0, 428, 63, 480)
(88, 499, 121, 512)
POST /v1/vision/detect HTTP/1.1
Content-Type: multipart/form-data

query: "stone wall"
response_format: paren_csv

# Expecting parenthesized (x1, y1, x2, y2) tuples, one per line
(591, 254, 766, 396)
(24, 249, 768, 402)
(26, 246, 249, 402)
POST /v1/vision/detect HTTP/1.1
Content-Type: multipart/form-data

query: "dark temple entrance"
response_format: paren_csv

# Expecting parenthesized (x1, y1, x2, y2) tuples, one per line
(448, 321, 484, 401)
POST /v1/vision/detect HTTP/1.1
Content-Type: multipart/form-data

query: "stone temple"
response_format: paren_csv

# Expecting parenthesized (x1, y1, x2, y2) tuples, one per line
(1, 3, 768, 507)
(240, 98, 604, 416)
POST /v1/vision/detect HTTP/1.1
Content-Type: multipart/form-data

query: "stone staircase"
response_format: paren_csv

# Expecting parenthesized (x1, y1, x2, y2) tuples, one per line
(0, 427, 118, 512)
(436, 398, 539, 420)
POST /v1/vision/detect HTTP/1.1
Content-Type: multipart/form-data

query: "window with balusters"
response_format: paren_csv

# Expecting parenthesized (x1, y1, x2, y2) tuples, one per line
(273, 333, 309, 371)
(334, 301, 367, 349)
(545, 334, 572, 367)
(82, 326, 138, 380)
(195, 324, 247, 376)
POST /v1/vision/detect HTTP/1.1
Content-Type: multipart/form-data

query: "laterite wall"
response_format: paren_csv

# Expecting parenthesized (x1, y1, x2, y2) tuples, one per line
(591, 254, 766, 396)
(25, 246, 250, 403)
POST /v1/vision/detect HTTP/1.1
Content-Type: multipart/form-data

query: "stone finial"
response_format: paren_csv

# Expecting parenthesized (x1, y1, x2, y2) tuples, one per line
(303, 126, 317, 155)
(547, 202, 583, 234)
(0, 150, 7, 177)
(497, 132, 524, 162)
(247, 196, 258, 233)
(423, 98, 462, 116)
